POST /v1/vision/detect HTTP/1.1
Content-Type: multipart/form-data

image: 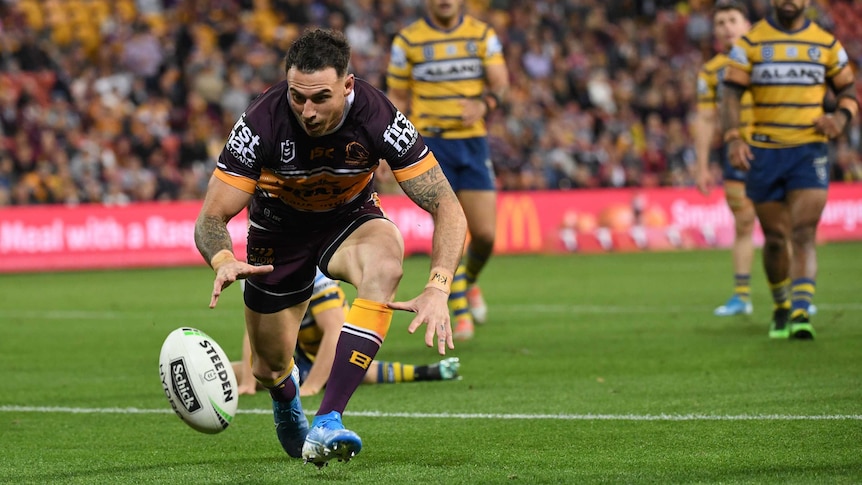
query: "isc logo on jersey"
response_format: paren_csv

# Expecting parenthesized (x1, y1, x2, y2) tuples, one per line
(227, 114, 261, 168)
(159, 327, 238, 434)
(384, 111, 418, 156)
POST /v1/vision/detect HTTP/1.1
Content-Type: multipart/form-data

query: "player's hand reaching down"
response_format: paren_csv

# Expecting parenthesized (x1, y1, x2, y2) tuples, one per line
(388, 288, 454, 355)
(208, 250, 274, 308)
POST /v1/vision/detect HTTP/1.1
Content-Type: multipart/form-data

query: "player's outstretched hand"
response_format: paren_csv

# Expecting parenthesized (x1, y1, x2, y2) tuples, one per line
(210, 261, 273, 309)
(388, 288, 454, 355)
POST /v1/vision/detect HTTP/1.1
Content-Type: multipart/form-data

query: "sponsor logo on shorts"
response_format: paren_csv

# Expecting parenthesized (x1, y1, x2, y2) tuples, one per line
(226, 114, 261, 168)
(813, 156, 828, 183)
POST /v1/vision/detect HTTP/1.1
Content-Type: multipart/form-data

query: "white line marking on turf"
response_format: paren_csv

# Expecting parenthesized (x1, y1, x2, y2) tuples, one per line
(2, 303, 862, 319)
(1, 406, 860, 421)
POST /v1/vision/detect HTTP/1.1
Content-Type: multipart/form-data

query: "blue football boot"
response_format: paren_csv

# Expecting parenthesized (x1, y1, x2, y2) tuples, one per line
(713, 295, 753, 316)
(272, 366, 309, 458)
(302, 411, 362, 468)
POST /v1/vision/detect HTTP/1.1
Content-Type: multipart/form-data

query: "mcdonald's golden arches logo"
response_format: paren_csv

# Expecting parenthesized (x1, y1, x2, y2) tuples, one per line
(496, 196, 542, 252)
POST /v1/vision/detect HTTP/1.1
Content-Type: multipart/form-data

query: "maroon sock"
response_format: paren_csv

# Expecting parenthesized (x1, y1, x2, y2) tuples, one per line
(317, 298, 391, 416)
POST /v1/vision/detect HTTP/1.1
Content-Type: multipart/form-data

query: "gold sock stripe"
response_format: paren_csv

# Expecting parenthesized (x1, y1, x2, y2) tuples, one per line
(769, 278, 791, 291)
(402, 364, 415, 382)
(792, 283, 816, 294)
(259, 358, 296, 389)
(347, 298, 393, 339)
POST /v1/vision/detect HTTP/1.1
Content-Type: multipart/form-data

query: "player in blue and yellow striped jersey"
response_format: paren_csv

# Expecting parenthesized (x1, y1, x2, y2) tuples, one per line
(232, 270, 460, 396)
(694, 0, 756, 317)
(720, 0, 858, 339)
(387, 0, 509, 341)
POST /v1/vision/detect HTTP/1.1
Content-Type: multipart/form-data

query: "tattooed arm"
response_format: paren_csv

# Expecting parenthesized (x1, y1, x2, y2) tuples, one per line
(719, 73, 753, 171)
(195, 174, 270, 308)
(719, 83, 745, 138)
(390, 162, 466, 354)
(194, 175, 251, 264)
(398, 163, 467, 281)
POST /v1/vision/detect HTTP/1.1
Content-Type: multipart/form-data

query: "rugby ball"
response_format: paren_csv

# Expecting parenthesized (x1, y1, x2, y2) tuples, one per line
(158, 327, 238, 434)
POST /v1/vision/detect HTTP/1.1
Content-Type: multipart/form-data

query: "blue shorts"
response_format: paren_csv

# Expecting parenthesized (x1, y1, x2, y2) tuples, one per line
(719, 145, 748, 182)
(746, 143, 829, 203)
(423, 136, 495, 191)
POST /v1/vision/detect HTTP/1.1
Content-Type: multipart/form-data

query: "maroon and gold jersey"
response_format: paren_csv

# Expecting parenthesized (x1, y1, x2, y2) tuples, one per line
(214, 78, 439, 230)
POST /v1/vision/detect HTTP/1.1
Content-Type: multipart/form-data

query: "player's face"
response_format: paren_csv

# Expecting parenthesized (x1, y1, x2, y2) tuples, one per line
(771, 0, 809, 24)
(286, 67, 354, 137)
(713, 10, 750, 50)
(426, 0, 463, 25)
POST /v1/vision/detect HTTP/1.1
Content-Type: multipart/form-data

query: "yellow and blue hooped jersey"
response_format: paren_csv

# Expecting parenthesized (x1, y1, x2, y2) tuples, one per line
(387, 14, 505, 139)
(697, 52, 754, 141)
(726, 17, 851, 148)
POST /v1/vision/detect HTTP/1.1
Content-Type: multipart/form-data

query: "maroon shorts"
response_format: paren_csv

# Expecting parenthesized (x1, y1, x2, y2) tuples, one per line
(243, 194, 388, 314)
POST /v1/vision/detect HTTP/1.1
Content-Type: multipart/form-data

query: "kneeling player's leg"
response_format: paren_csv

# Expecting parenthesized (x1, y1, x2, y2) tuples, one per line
(364, 356, 461, 383)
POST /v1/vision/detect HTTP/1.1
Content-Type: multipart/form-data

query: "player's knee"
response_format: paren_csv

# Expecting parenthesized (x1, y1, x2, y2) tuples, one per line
(362, 257, 403, 297)
(252, 364, 287, 385)
(761, 231, 787, 253)
(790, 224, 817, 248)
(734, 214, 756, 236)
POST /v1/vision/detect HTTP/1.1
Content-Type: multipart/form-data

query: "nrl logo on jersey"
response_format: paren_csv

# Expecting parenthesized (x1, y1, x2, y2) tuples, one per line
(280, 140, 296, 165)
(227, 114, 261, 168)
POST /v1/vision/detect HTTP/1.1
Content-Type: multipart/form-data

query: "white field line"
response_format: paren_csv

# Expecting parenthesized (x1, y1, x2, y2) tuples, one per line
(1, 405, 860, 421)
(2, 303, 862, 320)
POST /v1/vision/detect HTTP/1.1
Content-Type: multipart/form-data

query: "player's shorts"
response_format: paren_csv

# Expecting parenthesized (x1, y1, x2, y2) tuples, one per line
(243, 193, 389, 313)
(746, 143, 829, 203)
(423, 136, 495, 191)
(719, 145, 748, 182)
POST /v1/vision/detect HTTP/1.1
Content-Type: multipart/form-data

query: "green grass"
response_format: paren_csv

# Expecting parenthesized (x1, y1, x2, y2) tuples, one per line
(1, 243, 861, 484)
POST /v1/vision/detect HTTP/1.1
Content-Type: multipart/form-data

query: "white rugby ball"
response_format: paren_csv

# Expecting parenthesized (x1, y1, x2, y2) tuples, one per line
(158, 327, 238, 434)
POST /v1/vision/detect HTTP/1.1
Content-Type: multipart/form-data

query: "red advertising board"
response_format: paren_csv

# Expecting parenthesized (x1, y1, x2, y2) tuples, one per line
(0, 202, 248, 272)
(2, 184, 861, 273)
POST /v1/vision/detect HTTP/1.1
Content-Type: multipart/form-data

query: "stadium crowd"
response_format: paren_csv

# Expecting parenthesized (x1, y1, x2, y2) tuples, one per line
(1, 0, 861, 206)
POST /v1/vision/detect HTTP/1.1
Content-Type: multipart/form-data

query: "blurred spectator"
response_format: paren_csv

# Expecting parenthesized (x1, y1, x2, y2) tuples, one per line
(0, 0, 859, 207)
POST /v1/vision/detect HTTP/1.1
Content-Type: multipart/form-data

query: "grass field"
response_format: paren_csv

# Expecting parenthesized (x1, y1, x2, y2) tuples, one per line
(1, 243, 861, 484)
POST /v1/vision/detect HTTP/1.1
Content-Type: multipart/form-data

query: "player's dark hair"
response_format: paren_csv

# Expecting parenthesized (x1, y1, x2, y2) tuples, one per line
(712, 0, 749, 18)
(284, 29, 351, 77)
